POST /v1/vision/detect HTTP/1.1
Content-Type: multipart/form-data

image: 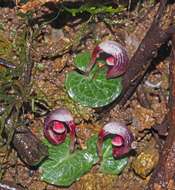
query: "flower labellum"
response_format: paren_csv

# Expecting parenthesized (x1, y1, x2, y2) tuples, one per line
(44, 108, 76, 152)
(86, 40, 129, 78)
(97, 121, 135, 159)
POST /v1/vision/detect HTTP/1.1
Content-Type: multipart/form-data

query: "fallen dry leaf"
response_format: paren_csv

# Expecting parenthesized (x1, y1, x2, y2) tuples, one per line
(19, 0, 61, 13)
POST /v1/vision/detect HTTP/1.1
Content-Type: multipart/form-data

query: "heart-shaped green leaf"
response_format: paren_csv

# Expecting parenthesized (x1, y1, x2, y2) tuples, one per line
(100, 138, 128, 175)
(40, 136, 98, 187)
(65, 52, 122, 108)
(40, 135, 128, 186)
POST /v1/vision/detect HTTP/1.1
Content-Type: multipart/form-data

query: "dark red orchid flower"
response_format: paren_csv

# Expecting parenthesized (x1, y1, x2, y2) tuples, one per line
(97, 121, 136, 159)
(86, 40, 129, 78)
(44, 108, 76, 152)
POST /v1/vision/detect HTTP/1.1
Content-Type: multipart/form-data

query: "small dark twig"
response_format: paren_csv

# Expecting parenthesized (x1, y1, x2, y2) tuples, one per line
(0, 58, 16, 69)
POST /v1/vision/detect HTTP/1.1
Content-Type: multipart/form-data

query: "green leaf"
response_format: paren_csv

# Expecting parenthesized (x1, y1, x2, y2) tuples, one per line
(40, 136, 98, 187)
(65, 52, 122, 108)
(100, 138, 128, 175)
(40, 135, 127, 186)
(74, 51, 91, 72)
(63, 4, 125, 16)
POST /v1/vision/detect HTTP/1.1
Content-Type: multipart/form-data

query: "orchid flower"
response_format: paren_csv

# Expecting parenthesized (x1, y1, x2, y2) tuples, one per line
(86, 40, 129, 78)
(97, 121, 136, 158)
(44, 108, 76, 152)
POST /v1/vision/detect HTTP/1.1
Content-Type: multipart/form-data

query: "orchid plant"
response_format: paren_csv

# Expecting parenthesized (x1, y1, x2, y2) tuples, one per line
(65, 40, 129, 108)
(41, 41, 132, 186)
(42, 107, 135, 186)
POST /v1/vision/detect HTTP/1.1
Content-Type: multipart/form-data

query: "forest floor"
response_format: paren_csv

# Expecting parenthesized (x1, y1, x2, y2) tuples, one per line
(0, 1, 172, 190)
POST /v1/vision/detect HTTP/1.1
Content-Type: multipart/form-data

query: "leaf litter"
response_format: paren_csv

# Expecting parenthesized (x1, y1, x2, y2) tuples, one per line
(0, 1, 170, 190)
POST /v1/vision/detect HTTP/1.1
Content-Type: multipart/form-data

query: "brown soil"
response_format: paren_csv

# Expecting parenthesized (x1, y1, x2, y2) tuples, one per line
(0, 1, 170, 190)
